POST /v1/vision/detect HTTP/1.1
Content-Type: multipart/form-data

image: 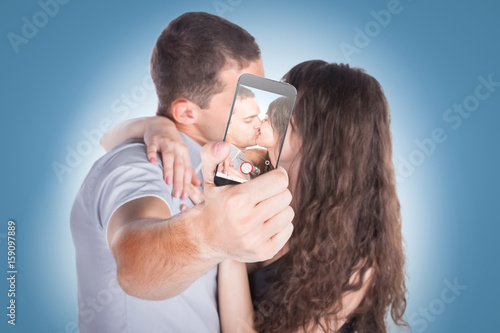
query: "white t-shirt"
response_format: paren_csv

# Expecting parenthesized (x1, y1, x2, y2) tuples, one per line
(70, 135, 219, 333)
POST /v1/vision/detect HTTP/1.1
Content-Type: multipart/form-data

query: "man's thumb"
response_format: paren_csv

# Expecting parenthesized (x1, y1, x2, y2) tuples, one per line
(201, 141, 230, 186)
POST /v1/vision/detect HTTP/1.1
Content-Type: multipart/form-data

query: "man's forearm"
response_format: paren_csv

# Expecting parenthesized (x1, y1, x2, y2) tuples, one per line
(112, 203, 221, 300)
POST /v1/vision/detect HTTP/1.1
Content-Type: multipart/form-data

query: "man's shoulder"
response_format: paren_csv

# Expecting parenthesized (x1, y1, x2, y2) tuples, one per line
(76, 138, 154, 199)
(84, 138, 155, 179)
(72, 138, 172, 227)
(99, 138, 149, 166)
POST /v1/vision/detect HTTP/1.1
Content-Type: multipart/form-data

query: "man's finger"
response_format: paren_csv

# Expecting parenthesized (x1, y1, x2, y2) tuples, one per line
(262, 205, 295, 240)
(201, 142, 231, 186)
(254, 189, 292, 224)
(267, 222, 294, 257)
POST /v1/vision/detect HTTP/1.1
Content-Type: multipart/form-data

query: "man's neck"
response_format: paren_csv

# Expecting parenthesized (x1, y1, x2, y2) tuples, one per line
(175, 124, 207, 147)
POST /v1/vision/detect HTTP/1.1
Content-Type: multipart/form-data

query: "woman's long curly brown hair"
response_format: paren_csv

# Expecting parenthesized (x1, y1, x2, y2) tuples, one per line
(253, 60, 408, 332)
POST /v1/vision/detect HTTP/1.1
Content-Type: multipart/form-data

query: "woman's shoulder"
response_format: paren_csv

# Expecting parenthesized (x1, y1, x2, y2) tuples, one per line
(243, 148, 267, 163)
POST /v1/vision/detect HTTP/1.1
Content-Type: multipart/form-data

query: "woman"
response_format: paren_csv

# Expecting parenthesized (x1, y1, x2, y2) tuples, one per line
(100, 60, 407, 332)
(255, 96, 294, 172)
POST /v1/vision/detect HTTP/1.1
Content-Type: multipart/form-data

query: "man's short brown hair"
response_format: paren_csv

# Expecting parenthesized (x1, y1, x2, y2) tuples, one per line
(151, 12, 261, 119)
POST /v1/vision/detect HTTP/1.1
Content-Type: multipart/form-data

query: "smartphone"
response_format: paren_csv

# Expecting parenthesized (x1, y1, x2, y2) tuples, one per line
(214, 74, 297, 186)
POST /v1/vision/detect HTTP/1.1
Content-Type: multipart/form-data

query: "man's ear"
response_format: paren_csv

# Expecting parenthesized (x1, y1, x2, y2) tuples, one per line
(171, 98, 201, 125)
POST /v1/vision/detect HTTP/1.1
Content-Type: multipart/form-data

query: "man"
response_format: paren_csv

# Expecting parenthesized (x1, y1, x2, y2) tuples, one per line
(71, 12, 294, 333)
(225, 86, 262, 150)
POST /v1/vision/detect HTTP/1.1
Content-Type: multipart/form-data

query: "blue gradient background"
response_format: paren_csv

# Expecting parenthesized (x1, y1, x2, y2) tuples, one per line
(1, 0, 499, 332)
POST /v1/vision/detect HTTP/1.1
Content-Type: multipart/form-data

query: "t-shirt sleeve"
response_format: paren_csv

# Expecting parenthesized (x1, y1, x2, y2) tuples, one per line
(93, 141, 174, 239)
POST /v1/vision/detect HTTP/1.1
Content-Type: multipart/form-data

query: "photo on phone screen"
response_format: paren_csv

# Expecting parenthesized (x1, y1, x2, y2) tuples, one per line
(214, 74, 297, 186)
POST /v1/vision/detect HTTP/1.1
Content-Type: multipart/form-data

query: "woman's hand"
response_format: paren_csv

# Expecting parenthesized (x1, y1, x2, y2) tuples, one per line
(180, 185, 205, 212)
(143, 116, 202, 198)
(100, 116, 202, 198)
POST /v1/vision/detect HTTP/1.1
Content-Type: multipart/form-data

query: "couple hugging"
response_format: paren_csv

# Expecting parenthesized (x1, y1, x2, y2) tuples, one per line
(71, 11, 407, 333)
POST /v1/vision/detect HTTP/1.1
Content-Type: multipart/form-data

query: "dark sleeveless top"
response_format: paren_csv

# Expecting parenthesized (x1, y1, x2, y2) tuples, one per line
(247, 255, 352, 332)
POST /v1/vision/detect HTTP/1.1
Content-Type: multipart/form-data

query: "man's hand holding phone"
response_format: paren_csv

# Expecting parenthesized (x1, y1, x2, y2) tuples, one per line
(200, 141, 294, 263)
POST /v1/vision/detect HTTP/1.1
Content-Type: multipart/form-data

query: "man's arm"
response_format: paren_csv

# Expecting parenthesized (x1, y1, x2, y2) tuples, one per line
(107, 142, 294, 301)
(108, 197, 220, 300)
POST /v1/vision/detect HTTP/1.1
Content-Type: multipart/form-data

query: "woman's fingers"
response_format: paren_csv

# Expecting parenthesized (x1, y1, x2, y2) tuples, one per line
(147, 143, 159, 164)
(188, 185, 205, 205)
(191, 169, 202, 187)
(179, 186, 205, 212)
(143, 116, 196, 197)
(161, 150, 175, 185)
(149, 139, 195, 197)
(172, 155, 185, 198)
(181, 164, 193, 199)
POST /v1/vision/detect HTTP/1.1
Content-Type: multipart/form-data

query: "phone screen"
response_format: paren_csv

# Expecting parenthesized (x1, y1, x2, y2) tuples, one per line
(214, 75, 296, 186)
